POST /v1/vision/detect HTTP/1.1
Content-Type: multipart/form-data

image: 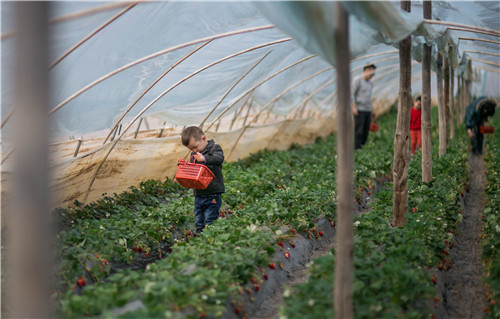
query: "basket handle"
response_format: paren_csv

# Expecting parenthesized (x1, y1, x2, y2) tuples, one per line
(188, 154, 198, 163)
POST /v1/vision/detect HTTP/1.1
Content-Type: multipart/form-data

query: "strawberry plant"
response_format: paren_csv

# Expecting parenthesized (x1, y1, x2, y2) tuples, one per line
(482, 109, 500, 318)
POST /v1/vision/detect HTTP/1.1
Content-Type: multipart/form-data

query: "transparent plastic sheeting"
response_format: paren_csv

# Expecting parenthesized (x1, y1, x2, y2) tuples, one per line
(1, 1, 499, 139)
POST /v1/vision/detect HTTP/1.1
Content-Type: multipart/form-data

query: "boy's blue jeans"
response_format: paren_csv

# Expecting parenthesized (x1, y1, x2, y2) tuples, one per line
(194, 194, 221, 233)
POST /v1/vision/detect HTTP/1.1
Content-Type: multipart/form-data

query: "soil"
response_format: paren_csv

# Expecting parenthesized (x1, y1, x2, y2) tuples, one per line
(228, 177, 389, 319)
(435, 154, 488, 319)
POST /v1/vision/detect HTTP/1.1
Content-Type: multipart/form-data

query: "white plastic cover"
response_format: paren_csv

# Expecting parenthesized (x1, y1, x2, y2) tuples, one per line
(1, 1, 498, 139)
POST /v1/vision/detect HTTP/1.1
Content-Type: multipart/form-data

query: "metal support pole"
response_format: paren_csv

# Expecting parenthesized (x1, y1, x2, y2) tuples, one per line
(134, 117, 143, 139)
(158, 121, 167, 138)
(73, 138, 83, 157)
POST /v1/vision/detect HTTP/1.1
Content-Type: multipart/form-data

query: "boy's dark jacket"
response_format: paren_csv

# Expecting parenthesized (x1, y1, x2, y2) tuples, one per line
(191, 139, 225, 196)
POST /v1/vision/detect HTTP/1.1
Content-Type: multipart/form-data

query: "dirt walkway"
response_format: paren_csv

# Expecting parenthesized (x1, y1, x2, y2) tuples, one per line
(436, 154, 487, 319)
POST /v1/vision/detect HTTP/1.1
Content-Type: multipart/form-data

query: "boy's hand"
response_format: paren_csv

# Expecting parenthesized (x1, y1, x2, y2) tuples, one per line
(467, 129, 474, 137)
(194, 152, 206, 163)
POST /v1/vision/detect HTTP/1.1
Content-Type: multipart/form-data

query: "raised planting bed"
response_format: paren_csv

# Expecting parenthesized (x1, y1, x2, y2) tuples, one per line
(482, 110, 500, 318)
(281, 111, 470, 318)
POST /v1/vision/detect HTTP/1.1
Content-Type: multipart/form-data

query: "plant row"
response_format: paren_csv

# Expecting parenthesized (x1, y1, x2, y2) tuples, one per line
(281, 110, 469, 318)
(482, 109, 500, 318)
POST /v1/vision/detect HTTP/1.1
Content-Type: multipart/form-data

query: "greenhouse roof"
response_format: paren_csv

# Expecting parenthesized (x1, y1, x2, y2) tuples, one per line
(1, 1, 499, 138)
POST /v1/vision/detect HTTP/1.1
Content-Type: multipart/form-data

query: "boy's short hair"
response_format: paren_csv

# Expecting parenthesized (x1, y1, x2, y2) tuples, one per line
(182, 126, 205, 146)
(415, 95, 421, 101)
(363, 63, 376, 71)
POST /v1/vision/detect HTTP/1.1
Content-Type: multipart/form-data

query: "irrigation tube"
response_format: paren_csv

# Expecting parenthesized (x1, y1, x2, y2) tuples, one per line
(82, 37, 290, 204)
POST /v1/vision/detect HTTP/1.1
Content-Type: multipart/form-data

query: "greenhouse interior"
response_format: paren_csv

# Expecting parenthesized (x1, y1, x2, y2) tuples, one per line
(1, 1, 499, 318)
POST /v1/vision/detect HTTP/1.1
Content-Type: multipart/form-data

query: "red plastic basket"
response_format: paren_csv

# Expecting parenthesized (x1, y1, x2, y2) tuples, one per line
(175, 157, 214, 189)
(370, 122, 379, 132)
(479, 126, 494, 134)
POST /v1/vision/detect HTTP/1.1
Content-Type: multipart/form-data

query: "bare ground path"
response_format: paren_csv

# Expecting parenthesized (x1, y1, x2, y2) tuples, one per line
(436, 154, 488, 319)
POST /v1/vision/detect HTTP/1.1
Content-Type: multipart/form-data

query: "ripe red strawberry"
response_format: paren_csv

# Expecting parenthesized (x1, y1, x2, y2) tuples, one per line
(77, 276, 86, 287)
(319, 231, 324, 237)
(145, 251, 150, 257)
(269, 262, 276, 269)
(133, 246, 138, 252)
(200, 312, 206, 318)
(290, 229, 296, 235)
(254, 284, 260, 292)
(289, 240, 295, 248)
(412, 207, 416, 213)
(246, 288, 252, 295)
(250, 277, 256, 284)
(434, 296, 440, 302)
(138, 247, 143, 253)
(263, 274, 268, 280)
(235, 307, 241, 315)
(431, 276, 437, 285)
(277, 241, 284, 248)
(284, 251, 290, 259)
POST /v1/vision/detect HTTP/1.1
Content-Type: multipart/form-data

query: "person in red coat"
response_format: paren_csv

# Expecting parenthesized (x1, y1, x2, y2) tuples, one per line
(410, 95, 422, 154)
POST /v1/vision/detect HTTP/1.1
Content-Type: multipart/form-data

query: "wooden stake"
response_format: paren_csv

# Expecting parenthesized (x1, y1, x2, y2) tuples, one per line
(449, 63, 455, 139)
(436, 53, 447, 157)
(110, 124, 118, 142)
(242, 101, 253, 128)
(421, 0, 432, 183)
(444, 56, 451, 144)
(465, 60, 472, 107)
(333, 3, 354, 318)
(73, 138, 83, 157)
(393, 0, 412, 227)
(158, 121, 166, 138)
(134, 118, 142, 139)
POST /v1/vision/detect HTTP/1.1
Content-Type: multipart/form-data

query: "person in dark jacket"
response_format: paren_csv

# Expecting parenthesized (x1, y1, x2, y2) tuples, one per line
(181, 126, 225, 234)
(464, 97, 496, 155)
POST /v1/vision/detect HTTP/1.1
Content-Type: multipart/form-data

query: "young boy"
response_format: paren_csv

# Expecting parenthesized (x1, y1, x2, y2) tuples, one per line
(181, 126, 225, 234)
(410, 95, 422, 154)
